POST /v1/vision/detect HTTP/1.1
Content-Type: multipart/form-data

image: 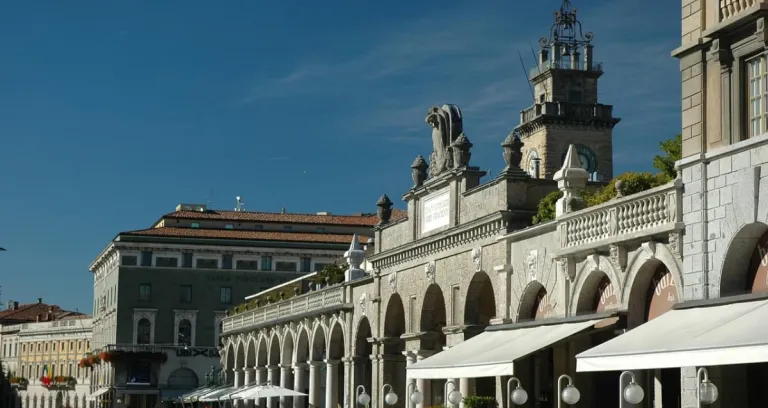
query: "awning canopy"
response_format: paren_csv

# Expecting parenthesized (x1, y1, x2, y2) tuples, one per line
(182, 385, 221, 402)
(576, 297, 768, 372)
(199, 385, 253, 402)
(407, 316, 608, 379)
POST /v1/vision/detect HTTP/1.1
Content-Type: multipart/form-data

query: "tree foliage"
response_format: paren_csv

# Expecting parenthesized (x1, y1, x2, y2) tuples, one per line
(312, 263, 349, 285)
(532, 134, 682, 224)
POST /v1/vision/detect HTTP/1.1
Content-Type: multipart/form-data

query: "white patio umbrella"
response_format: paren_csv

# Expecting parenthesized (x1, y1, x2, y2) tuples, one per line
(230, 384, 307, 400)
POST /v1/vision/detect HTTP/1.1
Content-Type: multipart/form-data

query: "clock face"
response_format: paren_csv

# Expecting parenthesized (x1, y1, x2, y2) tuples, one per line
(562, 144, 597, 174)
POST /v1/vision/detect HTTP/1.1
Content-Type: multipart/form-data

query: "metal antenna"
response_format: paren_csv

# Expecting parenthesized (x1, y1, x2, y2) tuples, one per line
(530, 42, 549, 100)
(517, 50, 535, 102)
(207, 188, 214, 208)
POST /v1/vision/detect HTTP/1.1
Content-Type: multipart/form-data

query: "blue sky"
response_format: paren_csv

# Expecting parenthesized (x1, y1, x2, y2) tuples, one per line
(0, 0, 680, 313)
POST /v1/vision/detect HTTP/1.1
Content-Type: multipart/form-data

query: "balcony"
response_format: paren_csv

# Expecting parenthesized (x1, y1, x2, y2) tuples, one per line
(519, 102, 615, 126)
(720, 0, 766, 22)
(222, 285, 348, 334)
(557, 180, 683, 256)
(529, 60, 604, 79)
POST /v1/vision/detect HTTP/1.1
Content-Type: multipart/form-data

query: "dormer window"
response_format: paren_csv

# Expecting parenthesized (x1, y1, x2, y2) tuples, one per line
(191, 222, 200, 229)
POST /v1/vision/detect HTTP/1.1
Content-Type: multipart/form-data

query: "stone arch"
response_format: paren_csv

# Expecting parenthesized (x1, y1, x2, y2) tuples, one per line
(257, 336, 268, 367)
(235, 339, 246, 369)
(246, 336, 257, 369)
(355, 317, 373, 394)
(224, 342, 235, 370)
(464, 271, 497, 326)
(268, 333, 281, 366)
(383, 294, 406, 341)
(295, 327, 310, 364)
(310, 324, 327, 361)
(622, 243, 683, 328)
(571, 255, 622, 314)
(328, 321, 345, 360)
(420, 284, 447, 349)
(167, 367, 199, 389)
(516, 280, 546, 321)
(282, 331, 295, 366)
(719, 222, 768, 296)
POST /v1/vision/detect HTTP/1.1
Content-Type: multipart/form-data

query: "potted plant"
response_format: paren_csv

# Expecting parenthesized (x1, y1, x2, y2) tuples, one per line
(462, 396, 498, 408)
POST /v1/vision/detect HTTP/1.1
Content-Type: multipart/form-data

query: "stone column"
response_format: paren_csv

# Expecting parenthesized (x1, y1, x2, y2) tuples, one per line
(415, 352, 433, 408)
(403, 352, 417, 408)
(235, 369, 244, 388)
(370, 354, 382, 408)
(293, 363, 308, 408)
(244, 368, 256, 408)
(280, 364, 293, 408)
(342, 357, 355, 408)
(325, 360, 340, 408)
(308, 361, 323, 408)
(459, 378, 472, 408)
(257, 368, 269, 408)
(268, 365, 281, 408)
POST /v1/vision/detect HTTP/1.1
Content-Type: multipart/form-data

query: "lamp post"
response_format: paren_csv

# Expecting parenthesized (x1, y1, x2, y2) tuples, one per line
(381, 384, 399, 407)
(443, 380, 462, 407)
(696, 367, 718, 407)
(619, 371, 644, 407)
(407, 383, 423, 408)
(506, 377, 528, 406)
(356, 385, 371, 407)
(556, 375, 580, 408)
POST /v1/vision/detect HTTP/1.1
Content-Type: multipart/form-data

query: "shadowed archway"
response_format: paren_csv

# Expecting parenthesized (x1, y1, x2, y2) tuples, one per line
(464, 271, 497, 328)
(575, 272, 618, 314)
(383, 294, 406, 408)
(721, 222, 768, 296)
(328, 322, 345, 408)
(420, 284, 447, 350)
(354, 318, 373, 404)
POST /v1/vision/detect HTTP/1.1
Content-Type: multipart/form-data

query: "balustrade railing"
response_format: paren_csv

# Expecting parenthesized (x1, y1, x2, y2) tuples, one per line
(720, 0, 762, 21)
(558, 181, 682, 253)
(519, 102, 614, 125)
(222, 285, 346, 333)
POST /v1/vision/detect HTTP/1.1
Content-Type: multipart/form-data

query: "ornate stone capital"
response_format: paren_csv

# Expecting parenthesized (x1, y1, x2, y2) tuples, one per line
(557, 257, 576, 282)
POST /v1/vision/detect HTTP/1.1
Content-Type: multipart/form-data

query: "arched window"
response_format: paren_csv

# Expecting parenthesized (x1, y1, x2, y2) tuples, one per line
(177, 319, 192, 346)
(137, 318, 151, 344)
(167, 367, 199, 389)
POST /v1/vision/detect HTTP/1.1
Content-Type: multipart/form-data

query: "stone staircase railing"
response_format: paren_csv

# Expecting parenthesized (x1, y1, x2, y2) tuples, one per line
(557, 180, 683, 256)
(720, 0, 764, 21)
(222, 285, 346, 333)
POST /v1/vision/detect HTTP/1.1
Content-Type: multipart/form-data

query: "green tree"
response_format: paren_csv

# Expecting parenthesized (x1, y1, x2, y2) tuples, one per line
(652, 133, 682, 180)
(313, 263, 349, 285)
(532, 190, 562, 225)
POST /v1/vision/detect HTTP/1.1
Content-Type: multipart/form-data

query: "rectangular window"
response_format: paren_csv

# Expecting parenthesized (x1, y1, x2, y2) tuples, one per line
(300, 257, 312, 272)
(122, 255, 138, 266)
(196, 258, 219, 269)
(140, 251, 153, 267)
(261, 256, 273, 271)
(182, 253, 193, 268)
(225, 224, 234, 229)
(222, 254, 233, 269)
(748, 54, 768, 138)
(180, 285, 192, 303)
(220, 287, 232, 304)
(236, 259, 258, 270)
(156, 256, 179, 267)
(139, 284, 152, 302)
(191, 222, 201, 228)
(275, 261, 297, 272)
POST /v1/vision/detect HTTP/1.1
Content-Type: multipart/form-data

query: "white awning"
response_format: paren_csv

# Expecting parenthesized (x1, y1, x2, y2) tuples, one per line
(199, 385, 254, 402)
(87, 388, 111, 401)
(576, 298, 768, 372)
(407, 317, 605, 379)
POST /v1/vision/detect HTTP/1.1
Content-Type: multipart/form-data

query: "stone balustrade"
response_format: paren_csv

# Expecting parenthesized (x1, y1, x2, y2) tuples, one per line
(720, 0, 764, 21)
(519, 101, 614, 125)
(222, 285, 347, 334)
(557, 180, 683, 256)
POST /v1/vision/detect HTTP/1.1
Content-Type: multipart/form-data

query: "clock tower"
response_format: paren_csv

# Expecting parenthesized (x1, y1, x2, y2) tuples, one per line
(514, 0, 619, 181)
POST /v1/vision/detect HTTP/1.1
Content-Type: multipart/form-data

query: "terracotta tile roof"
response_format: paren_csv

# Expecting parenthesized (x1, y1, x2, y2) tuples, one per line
(120, 227, 375, 244)
(160, 209, 407, 226)
(0, 301, 83, 324)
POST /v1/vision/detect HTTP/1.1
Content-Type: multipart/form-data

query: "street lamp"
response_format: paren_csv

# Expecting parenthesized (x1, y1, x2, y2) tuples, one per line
(407, 383, 423, 408)
(356, 385, 371, 407)
(443, 380, 462, 407)
(619, 371, 644, 406)
(506, 377, 528, 406)
(697, 367, 718, 406)
(556, 375, 580, 408)
(382, 384, 399, 406)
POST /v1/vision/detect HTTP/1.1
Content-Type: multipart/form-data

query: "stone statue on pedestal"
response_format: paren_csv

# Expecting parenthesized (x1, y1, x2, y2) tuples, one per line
(426, 104, 463, 177)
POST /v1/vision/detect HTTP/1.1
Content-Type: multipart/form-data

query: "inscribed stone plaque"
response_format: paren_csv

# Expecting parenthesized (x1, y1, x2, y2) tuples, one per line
(421, 190, 450, 234)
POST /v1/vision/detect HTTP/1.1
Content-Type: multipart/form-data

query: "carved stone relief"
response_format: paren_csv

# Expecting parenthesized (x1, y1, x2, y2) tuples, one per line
(388, 272, 398, 293)
(471, 247, 482, 272)
(526, 250, 539, 282)
(425, 261, 436, 284)
(668, 232, 680, 255)
(358, 293, 368, 316)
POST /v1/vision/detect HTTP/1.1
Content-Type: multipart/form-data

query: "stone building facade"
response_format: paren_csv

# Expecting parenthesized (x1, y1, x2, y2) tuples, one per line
(87, 202, 390, 408)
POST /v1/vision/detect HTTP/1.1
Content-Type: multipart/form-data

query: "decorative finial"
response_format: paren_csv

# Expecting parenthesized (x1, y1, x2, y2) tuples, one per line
(345, 236, 366, 282)
(376, 194, 393, 226)
(614, 179, 625, 198)
(411, 155, 428, 187)
(501, 132, 524, 169)
(553, 144, 590, 217)
(452, 133, 473, 168)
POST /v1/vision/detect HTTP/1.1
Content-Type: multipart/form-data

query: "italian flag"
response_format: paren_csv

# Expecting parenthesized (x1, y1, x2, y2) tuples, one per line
(41, 365, 51, 386)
